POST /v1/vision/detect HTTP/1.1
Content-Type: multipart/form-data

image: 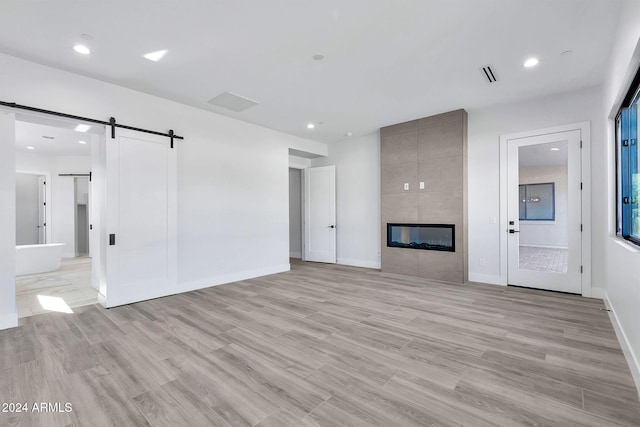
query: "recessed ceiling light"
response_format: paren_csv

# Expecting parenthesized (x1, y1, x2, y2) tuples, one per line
(80, 33, 93, 41)
(143, 49, 168, 62)
(524, 57, 539, 68)
(561, 50, 573, 56)
(73, 44, 91, 55)
(75, 124, 91, 132)
(26, 146, 35, 150)
(78, 140, 87, 145)
(346, 132, 353, 137)
(42, 135, 55, 140)
(550, 147, 560, 151)
(313, 54, 325, 61)
(306, 123, 315, 129)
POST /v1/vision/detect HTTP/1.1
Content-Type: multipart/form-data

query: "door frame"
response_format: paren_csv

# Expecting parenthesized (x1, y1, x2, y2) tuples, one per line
(499, 122, 592, 297)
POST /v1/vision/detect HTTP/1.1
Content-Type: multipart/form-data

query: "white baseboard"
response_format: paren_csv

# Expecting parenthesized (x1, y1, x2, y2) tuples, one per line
(604, 290, 640, 400)
(0, 312, 18, 330)
(468, 272, 504, 286)
(98, 292, 107, 307)
(337, 258, 381, 269)
(289, 251, 302, 259)
(179, 263, 291, 294)
(589, 287, 605, 300)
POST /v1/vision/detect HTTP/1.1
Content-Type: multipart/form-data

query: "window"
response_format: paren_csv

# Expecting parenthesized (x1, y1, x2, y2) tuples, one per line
(616, 68, 640, 245)
(519, 183, 555, 221)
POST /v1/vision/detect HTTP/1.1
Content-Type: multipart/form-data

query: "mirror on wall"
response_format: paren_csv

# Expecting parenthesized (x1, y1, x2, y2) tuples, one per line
(15, 172, 47, 245)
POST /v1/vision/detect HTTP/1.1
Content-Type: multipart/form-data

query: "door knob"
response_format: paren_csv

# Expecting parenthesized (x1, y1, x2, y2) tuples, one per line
(328, 225, 335, 228)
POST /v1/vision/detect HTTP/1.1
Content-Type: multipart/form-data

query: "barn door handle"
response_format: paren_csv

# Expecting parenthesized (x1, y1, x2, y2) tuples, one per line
(328, 225, 335, 229)
(508, 229, 520, 234)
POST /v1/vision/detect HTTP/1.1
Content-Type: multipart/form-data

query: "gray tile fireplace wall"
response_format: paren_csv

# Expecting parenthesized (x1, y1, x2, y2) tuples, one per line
(380, 109, 468, 283)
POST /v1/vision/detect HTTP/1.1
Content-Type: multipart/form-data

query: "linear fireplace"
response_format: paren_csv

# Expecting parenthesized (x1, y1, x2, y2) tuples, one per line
(387, 223, 455, 252)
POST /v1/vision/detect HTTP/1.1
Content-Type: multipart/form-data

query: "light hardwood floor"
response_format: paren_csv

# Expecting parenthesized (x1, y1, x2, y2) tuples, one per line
(1, 260, 639, 426)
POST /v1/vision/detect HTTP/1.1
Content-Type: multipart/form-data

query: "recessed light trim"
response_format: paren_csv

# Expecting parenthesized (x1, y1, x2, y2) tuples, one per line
(306, 123, 315, 129)
(26, 146, 35, 150)
(143, 49, 168, 62)
(73, 44, 91, 55)
(75, 124, 91, 132)
(346, 132, 353, 137)
(550, 147, 560, 151)
(524, 57, 539, 68)
(42, 135, 55, 140)
(313, 54, 325, 61)
(78, 140, 87, 145)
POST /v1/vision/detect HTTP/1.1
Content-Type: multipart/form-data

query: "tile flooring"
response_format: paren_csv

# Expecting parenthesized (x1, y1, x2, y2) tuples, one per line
(519, 245, 568, 273)
(15, 257, 97, 318)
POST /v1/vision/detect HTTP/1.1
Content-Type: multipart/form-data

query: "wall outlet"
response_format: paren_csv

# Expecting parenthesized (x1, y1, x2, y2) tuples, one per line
(419, 182, 425, 190)
(404, 183, 409, 190)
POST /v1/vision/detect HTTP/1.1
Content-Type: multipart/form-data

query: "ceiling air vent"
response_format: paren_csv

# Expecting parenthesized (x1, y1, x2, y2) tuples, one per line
(208, 91, 259, 112)
(480, 65, 498, 83)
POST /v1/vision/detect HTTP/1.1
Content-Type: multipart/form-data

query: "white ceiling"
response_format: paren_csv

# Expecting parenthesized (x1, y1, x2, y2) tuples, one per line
(15, 120, 92, 156)
(0, 1, 622, 143)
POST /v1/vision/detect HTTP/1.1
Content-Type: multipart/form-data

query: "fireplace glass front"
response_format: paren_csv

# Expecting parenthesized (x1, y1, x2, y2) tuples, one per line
(386, 223, 455, 252)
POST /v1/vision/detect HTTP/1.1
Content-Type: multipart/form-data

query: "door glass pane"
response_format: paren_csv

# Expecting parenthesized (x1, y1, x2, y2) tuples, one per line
(518, 141, 568, 273)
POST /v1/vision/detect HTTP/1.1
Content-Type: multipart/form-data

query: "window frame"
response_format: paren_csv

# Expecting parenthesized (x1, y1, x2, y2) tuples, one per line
(519, 182, 556, 221)
(616, 67, 640, 246)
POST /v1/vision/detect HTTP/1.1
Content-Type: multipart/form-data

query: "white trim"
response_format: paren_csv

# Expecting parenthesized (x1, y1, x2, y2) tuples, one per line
(179, 263, 291, 294)
(337, 258, 381, 269)
(468, 272, 504, 286)
(604, 291, 640, 400)
(0, 313, 18, 331)
(98, 292, 107, 307)
(499, 122, 592, 297)
(590, 287, 605, 300)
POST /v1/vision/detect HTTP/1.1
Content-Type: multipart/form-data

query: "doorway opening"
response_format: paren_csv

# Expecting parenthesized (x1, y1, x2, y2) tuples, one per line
(14, 117, 100, 318)
(289, 167, 303, 260)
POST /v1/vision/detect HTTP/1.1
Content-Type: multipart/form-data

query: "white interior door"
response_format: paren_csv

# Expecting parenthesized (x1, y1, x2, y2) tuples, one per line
(103, 127, 177, 307)
(507, 130, 582, 293)
(304, 165, 336, 263)
(37, 175, 46, 244)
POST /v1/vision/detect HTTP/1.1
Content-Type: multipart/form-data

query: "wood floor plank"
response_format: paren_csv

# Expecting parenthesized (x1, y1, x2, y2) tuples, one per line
(1, 259, 639, 426)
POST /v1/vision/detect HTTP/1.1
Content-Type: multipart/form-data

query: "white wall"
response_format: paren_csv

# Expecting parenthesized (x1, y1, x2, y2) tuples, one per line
(289, 168, 302, 258)
(467, 86, 604, 286)
(0, 112, 16, 329)
(16, 151, 91, 257)
(311, 132, 381, 269)
(601, 0, 640, 396)
(15, 173, 40, 245)
(519, 165, 568, 248)
(0, 53, 326, 326)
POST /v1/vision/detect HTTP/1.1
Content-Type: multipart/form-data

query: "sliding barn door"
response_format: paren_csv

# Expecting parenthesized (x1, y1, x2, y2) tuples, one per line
(103, 127, 177, 307)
